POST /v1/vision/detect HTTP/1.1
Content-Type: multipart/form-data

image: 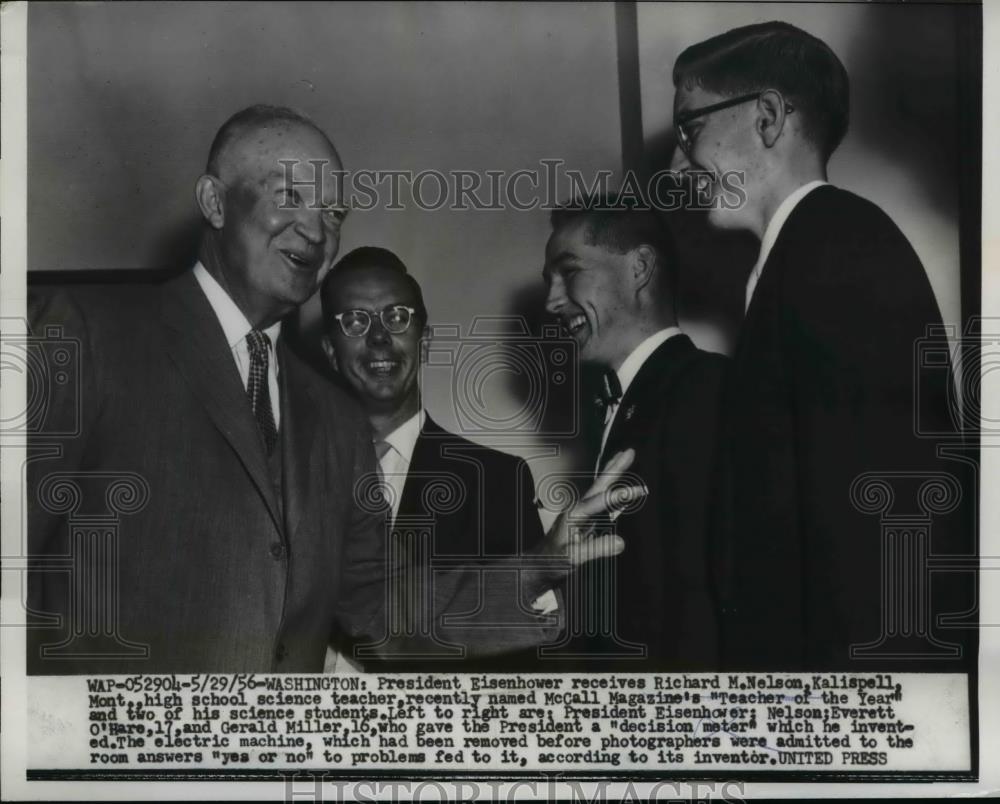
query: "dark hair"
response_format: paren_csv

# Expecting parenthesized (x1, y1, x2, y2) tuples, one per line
(320, 246, 428, 328)
(673, 21, 849, 160)
(205, 104, 329, 176)
(549, 193, 679, 307)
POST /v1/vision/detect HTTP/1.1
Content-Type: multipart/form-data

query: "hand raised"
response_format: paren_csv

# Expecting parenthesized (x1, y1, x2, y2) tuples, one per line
(536, 448, 646, 567)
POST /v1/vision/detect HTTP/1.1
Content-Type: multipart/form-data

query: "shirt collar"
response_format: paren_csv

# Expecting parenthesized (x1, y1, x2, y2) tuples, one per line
(752, 180, 828, 277)
(381, 408, 426, 465)
(193, 261, 282, 350)
(615, 327, 683, 399)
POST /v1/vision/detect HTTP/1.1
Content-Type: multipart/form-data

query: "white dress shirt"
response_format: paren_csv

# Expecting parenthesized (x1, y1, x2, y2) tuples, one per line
(323, 407, 557, 672)
(377, 408, 426, 522)
(598, 326, 683, 468)
(744, 180, 828, 312)
(193, 261, 282, 429)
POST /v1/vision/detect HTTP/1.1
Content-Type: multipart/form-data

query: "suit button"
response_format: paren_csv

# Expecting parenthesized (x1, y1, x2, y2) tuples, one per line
(276, 643, 287, 662)
(269, 542, 285, 559)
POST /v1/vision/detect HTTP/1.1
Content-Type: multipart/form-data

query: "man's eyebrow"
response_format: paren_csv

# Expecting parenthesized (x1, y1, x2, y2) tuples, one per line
(547, 250, 578, 265)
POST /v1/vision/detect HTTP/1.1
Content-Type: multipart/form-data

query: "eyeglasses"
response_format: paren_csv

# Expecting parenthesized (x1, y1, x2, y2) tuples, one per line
(675, 92, 782, 155)
(332, 305, 418, 338)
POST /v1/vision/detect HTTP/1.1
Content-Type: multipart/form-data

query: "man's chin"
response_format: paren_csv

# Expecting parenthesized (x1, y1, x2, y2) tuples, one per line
(706, 205, 748, 232)
(278, 266, 323, 299)
(361, 380, 406, 402)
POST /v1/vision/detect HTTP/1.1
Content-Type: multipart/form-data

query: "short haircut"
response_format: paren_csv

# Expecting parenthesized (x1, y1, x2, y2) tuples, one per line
(673, 21, 849, 160)
(550, 193, 679, 307)
(320, 246, 428, 328)
(205, 104, 328, 177)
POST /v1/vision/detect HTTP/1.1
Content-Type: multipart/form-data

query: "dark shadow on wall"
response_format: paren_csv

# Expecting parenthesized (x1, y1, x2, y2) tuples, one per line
(645, 128, 753, 356)
(27, 215, 201, 280)
(838, 5, 965, 221)
(149, 213, 202, 274)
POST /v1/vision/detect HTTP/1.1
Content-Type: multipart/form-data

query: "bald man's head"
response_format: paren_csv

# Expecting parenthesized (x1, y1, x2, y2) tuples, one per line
(205, 105, 337, 181)
(195, 105, 347, 328)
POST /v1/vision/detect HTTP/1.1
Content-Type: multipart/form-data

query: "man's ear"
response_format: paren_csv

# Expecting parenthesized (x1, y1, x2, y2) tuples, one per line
(630, 245, 657, 294)
(195, 174, 226, 230)
(419, 324, 431, 364)
(320, 334, 339, 372)
(756, 89, 789, 148)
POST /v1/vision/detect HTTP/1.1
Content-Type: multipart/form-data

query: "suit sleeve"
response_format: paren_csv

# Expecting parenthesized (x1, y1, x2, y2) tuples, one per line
(333, 421, 394, 642)
(25, 288, 106, 669)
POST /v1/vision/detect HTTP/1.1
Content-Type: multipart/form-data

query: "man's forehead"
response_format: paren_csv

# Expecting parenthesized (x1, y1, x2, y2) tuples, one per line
(673, 82, 725, 115)
(223, 123, 342, 180)
(545, 219, 590, 260)
(335, 270, 416, 307)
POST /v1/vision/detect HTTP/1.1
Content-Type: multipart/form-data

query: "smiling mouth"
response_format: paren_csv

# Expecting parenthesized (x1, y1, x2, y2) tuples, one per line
(679, 169, 716, 196)
(366, 359, 400, 376)
(562, 314, 588, 340)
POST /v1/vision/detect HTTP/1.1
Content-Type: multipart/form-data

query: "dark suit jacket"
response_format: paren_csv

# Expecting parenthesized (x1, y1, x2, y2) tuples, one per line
(27, 273, 556, 674)
(26, 272, 391, 674)
(398, 416, 544, 557)
(716, 185, 975, 671)
(358, 415, 551, 671)
(588, 333, 727, 670)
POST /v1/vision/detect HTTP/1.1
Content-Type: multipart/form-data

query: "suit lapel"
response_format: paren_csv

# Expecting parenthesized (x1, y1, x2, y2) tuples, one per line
(280, 343, 321, 544)
(739, 184, 833, 356)
(159, 272, 283, 533)
(600, 334, 697, 470)
(397, 415, 445, 520)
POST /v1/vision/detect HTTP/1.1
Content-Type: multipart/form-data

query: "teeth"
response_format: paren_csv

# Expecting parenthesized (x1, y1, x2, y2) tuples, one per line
(283, 251, 309, 266)
(368, 360, 397, 371)
(566, 315, 586, 333)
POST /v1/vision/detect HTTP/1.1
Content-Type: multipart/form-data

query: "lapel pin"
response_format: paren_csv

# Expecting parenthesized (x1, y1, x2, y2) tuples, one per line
(624, 405, 636, 421)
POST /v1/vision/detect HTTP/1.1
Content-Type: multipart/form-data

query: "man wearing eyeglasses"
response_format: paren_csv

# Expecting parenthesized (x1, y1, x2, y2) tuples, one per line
(27, 106, 635, 675)
(670, 23, 971, 670)
(319, 247, 555, 671)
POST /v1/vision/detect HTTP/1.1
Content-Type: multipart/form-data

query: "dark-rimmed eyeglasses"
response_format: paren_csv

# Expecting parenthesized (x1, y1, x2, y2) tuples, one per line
(674, 92, 770, 155)
(332, 305, 418, 338)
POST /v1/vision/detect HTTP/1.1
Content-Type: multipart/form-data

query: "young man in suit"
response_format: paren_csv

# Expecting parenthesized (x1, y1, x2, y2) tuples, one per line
(320, 247, 553, 670)
(27, 106, 632, 675)
(670, 22, 974, 670)
(542, 197, 727, 670)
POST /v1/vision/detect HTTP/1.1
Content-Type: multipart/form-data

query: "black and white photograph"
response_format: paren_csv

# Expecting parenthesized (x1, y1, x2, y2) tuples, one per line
(1, 1, 995, 799)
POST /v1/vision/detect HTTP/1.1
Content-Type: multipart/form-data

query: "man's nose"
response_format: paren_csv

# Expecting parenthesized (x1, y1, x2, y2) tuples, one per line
(366, 317, 391, 346)
(294, 208, 326, 245)
(544, 277, 565, 316)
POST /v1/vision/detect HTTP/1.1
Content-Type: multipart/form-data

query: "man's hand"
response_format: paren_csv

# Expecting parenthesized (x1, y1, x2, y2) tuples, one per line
(534, 448, 646, 567)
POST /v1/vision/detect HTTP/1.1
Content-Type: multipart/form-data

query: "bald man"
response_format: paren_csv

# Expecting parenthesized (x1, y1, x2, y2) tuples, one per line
(27, 105, 368, 674)
(27, 105, 637, 675)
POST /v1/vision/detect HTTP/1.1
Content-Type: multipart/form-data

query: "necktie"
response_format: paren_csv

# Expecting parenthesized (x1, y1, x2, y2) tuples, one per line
(374, 439, 393, 463)
(594, 370, 623, 474)
(595, 370, 623, 424)
(245, 330, 277, 455)
(373, 439, 393, 504)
